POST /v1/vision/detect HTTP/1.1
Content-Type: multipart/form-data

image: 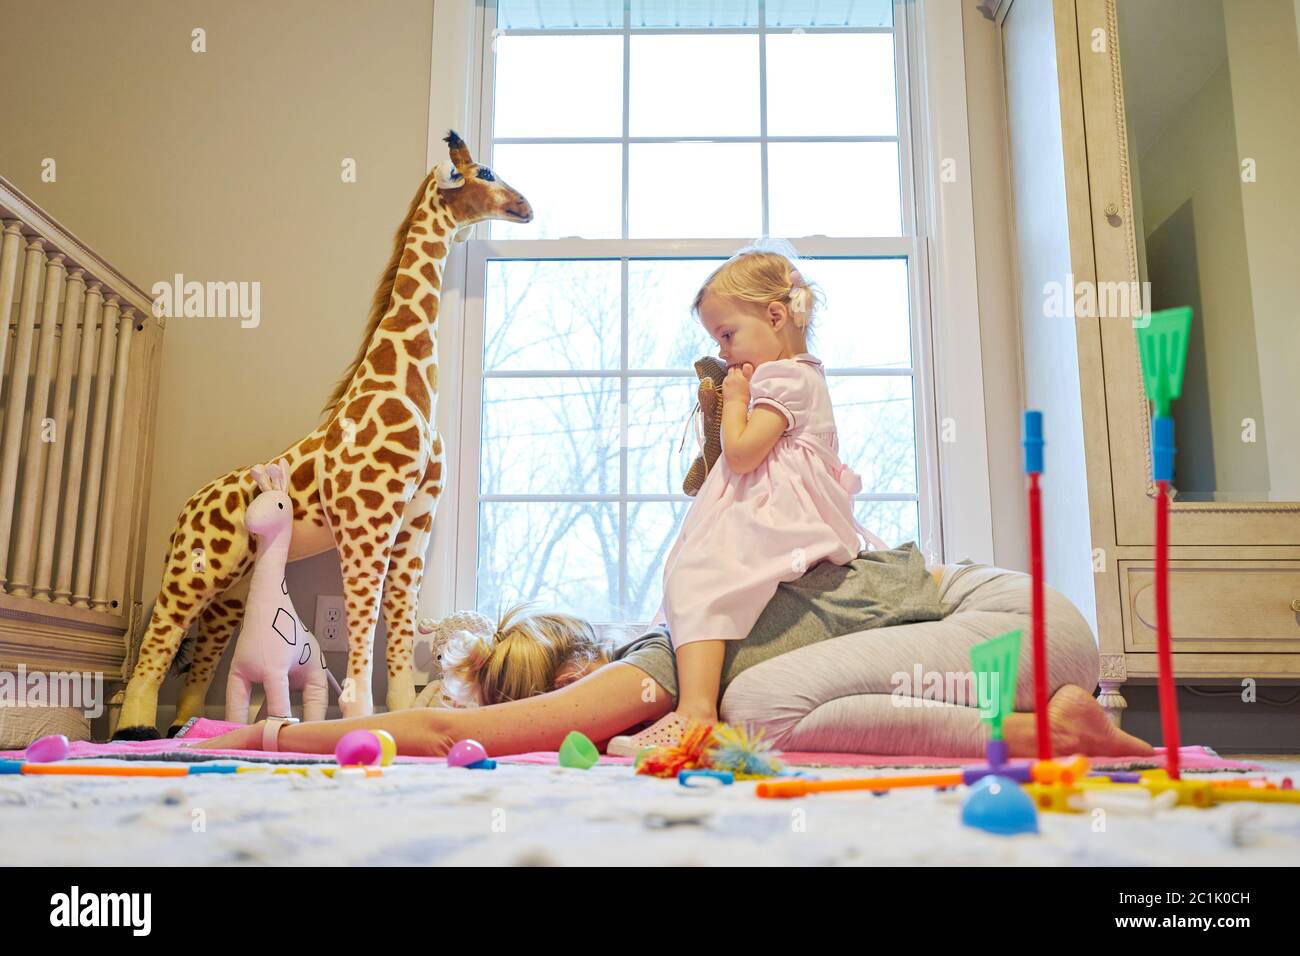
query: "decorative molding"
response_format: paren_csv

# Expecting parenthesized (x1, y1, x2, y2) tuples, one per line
(0, 175, 156, 318)
(1098, 653, 1127, 682)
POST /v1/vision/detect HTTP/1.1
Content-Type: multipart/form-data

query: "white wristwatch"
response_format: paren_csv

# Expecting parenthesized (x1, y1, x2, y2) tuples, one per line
(262, 715, 300, 752)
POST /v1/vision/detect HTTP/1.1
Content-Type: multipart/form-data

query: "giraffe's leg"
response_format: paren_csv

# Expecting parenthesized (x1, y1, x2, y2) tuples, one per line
(301, 662, 328, 723)
(381, 445, 442, 712)
(317, 478, 408, 717)
(172, 582, 249, 733)
(225, 665, 253, 725)
(114, 475, 254, 739)
(318, 415, 424, 719)
(262, 673, 293, 721)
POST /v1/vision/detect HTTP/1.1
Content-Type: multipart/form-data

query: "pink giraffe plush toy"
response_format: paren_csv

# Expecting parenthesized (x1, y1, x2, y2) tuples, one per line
(225, 458, 339, 723)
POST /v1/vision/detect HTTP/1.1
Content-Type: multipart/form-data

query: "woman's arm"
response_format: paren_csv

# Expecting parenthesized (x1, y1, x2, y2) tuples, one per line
(182, 708, 447, 756)
(185, 660, 675, 756)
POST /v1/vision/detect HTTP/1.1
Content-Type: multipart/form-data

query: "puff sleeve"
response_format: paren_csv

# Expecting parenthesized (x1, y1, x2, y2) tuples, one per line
(747, 361, 808, 432)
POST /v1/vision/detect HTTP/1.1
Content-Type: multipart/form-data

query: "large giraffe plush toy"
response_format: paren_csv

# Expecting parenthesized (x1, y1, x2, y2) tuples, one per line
(113, 131, 533, 739)
(225, 459, 337, 724)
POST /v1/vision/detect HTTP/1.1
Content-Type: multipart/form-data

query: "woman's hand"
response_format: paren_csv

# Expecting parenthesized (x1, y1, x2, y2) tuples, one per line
(722, 363, 754, 405)
(179, 721, 264, 751)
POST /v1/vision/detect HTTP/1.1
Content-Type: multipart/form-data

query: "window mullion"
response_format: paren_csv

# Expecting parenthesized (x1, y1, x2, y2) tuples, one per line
(759, 0, 770, 237)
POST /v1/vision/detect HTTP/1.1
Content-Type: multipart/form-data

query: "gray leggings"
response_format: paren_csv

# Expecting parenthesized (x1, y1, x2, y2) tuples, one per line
(718, 563, 1100, 756)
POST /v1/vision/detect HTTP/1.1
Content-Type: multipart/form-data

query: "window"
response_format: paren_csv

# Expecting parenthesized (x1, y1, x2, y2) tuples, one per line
(453, 0, 940, 624)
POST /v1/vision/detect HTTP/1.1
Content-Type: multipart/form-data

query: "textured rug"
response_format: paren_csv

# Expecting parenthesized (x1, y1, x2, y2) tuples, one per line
(1, 755, 1297, 866)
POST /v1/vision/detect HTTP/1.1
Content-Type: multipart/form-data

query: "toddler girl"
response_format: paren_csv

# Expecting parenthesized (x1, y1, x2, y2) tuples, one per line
(608, 242, 888, 754)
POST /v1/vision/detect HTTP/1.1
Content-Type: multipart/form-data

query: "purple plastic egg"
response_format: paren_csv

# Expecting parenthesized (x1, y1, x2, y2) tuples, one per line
(26, 734, 70, 763)
(334, 730, 382, 767)
(446, 738, 488, 768)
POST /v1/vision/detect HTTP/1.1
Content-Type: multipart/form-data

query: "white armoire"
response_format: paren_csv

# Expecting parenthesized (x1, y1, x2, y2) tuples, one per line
(989, 0, 1300, 725)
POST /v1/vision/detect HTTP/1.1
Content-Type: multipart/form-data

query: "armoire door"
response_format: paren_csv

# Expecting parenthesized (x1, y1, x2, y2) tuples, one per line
(1074, 0, 1300, 547)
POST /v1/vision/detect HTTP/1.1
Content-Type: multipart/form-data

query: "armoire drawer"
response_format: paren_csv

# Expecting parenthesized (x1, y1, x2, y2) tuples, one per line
(1120, 561, 1300, 653)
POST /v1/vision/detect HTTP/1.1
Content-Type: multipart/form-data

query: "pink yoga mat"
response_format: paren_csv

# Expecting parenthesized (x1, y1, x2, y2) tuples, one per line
(0, 716, 1263, 772)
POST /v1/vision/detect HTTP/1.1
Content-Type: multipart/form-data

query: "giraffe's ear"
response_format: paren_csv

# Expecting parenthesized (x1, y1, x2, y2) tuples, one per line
(434, 159, 464, 191)
(276, 458, 292, 491)
(268, 463, 288, 492)
(251, 464, 270, 493)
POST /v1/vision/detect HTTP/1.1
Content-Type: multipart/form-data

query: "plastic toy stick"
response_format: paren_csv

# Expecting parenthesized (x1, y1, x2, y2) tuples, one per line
(970, 629, 1022, 768)
(756, 756, 1082, 799)
(1023, 410, 1050, 761)
(1136, 306, 1192, 781)
(0, 760, 390, 778)
(757, 773, 963, 798)
(0, 761, 191, 777)
(1154, 476, 1181, 779)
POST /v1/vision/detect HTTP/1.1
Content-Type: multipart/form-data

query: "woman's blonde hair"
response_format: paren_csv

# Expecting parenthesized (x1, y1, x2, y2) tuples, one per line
(439, 602, 611, 706)
(691, 238, 825, 332)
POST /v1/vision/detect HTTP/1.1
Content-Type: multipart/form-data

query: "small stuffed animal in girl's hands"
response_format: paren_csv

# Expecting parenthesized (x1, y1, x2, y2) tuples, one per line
(225, 458, 339, 723)
(683, 356, 729, 497)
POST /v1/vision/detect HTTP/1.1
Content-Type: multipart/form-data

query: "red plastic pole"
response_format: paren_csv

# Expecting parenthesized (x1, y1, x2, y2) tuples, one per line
(1028, 471, 1050, 761)
(1154, 479, 1181, 779)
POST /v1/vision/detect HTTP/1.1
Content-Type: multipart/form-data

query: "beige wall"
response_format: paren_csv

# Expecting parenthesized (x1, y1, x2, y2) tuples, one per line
(0, 0, 434, 721)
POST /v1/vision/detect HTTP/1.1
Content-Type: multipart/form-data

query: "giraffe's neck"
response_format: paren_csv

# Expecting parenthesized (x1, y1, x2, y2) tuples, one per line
(340, 189, 452, 421)
(249, 527, 290, 589)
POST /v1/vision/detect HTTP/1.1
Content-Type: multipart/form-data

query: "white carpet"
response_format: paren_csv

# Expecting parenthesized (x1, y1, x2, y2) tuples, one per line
(3, 758, 1299, 865)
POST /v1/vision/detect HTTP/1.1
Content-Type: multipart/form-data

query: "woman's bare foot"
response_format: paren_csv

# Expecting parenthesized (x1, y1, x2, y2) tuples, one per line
(1006, 684, 1155, 758)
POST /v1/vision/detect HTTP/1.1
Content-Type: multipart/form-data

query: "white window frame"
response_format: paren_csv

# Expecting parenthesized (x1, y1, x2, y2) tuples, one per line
(420, 0, 992, 623)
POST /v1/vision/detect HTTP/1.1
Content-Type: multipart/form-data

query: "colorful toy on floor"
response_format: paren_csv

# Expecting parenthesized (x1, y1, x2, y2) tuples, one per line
(374, 730, 397, 766)
(1135, 305, 1192, 780)
(226, 459, 340, 725)
(558, 730, 600, 769)
(446, 738, 495, 769)
(969, 628, 1023, 773)
(679, 769, 734, 787)
(0, 759, 392, 778)
(335, 729, 383, 767)
(1024, 763, 1300, 812)
(960, 774, 1039, 835)
(636, 720, 716, 778)
(756, 754, 1089, 799)
(703, 721, 783, 779)
(25, 733, 70, 763)
(1022, 410, 1051, 761)
(636, 719, 784, 780)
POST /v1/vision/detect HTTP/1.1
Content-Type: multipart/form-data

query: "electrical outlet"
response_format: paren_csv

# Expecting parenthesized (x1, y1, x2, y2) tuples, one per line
(315, 595, 347, 651)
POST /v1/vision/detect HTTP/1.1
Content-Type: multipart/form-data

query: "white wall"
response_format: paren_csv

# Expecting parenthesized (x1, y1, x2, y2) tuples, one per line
(1223, 0, 1300, 498)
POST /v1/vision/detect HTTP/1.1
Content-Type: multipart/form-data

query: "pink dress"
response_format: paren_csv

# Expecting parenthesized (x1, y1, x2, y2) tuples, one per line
(656, 353, 889, 648)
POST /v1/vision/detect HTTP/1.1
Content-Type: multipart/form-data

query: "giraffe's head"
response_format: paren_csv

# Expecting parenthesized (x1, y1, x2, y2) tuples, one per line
(432, 129, 533, 241)
(245, 458, 294, 537)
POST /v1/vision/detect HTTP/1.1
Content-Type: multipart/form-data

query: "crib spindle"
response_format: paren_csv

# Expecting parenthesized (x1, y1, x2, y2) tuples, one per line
(0, 238, 48, 591)
(91, 307, 137, 611)
(51, 283, 102, 605)
(8, 253, 68, 597)
(72, 295, 121, 608)
(33, 269, 87, 599)
(0, 222, 22, 391)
